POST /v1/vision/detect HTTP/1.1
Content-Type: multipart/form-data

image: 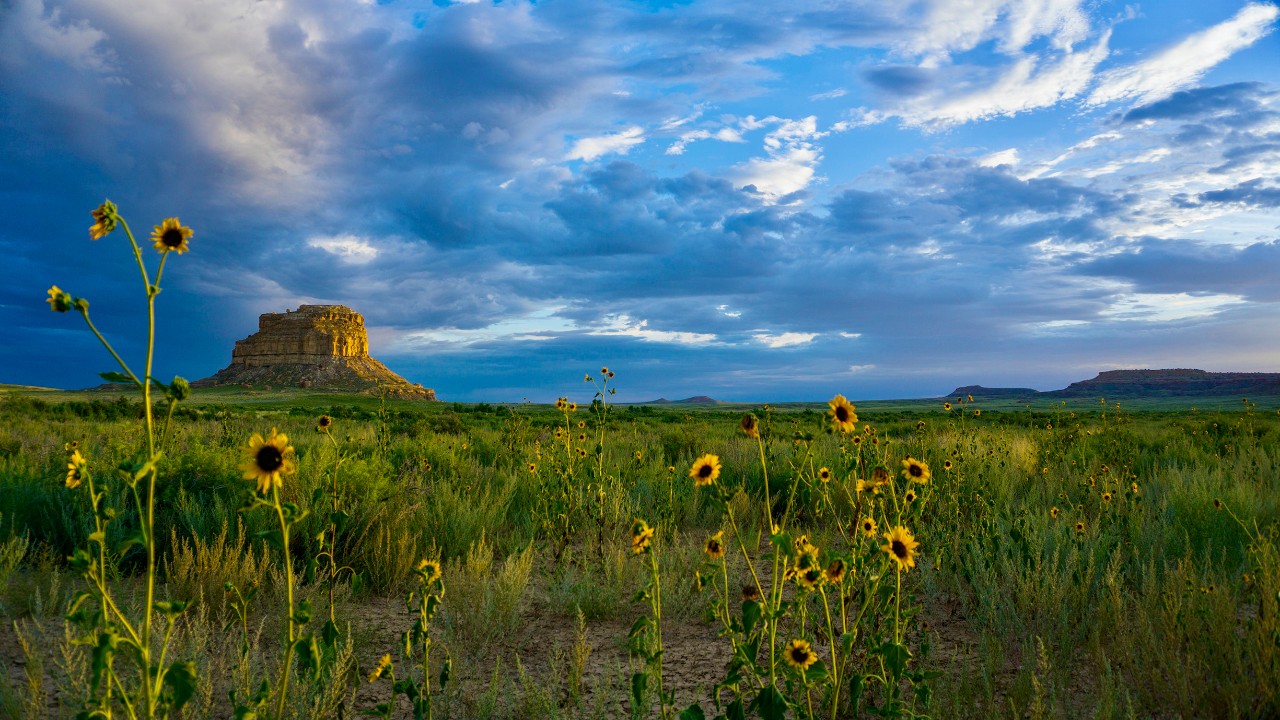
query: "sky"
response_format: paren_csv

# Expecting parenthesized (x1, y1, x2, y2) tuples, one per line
(2, 0, 1278, 403)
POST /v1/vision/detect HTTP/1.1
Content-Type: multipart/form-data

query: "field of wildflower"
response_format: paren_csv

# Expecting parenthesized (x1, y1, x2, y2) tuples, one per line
(2, 204, 1278, 719)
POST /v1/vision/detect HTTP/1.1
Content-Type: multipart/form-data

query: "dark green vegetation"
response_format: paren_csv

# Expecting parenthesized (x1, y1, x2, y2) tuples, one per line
(1, 388, 1278, 718)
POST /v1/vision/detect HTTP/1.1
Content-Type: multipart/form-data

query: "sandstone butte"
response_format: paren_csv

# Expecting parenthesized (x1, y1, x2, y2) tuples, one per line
(194, 305, 435, 399)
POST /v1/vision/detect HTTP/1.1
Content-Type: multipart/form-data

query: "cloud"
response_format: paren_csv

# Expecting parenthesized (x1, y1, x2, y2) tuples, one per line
(731, 116, 825, 199)
(566, 126, 646, 161)
(1088, 3, 1279, 108)
(588, 315, 719, 345)
(307, 235, 379, 263)
(753, 332, 817, 348)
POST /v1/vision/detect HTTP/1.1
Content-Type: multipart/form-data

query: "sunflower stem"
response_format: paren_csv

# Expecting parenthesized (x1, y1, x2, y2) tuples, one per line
(273, 485, 296, 720)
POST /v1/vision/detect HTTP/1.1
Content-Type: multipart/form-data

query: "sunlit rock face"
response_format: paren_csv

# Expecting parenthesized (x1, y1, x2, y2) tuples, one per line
(197, 305, 435, 399)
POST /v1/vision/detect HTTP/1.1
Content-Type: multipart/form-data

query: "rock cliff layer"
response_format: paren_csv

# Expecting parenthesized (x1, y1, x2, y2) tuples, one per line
(195, 305, 434, 399)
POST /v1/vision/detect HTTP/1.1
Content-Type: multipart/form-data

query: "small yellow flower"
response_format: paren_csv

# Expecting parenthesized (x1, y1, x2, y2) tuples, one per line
(882, 525, 920, 572)
(600, 366, 609, 375)
(818, 466, 831, 483)
(46, 286, 73, 313)
(784, 639, 818, 670)
(828, 394, 858, 433)
(861, 516, 878, 538)
(528, 462, 537, 473)
(904, 489, 917, 503)
(150, 217, 193, 254)
(367, 653, 393, 682)
(943, 402, 952, 411)
(704, 530, 725, 560)
(240, 428, 296, 494)
(901, 457, 931, 484)
(634, 450, 643, 461)
(66, 449, 87, 489)
(89, 201, 118, 240)
(689, 454, 721, 487)
(630, 518, 654, 554)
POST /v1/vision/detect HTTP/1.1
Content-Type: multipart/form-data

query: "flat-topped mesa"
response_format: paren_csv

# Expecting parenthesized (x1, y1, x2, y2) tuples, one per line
(232, 305, 370, 367)
(195, 305, 435, 399)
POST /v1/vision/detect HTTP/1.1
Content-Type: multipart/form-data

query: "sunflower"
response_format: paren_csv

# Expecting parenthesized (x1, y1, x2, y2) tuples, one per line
(367, 653, 393, 683)
(1131, 482, 1139, 494)
(1075, 521, 1085, 533)
(528, 462, 537, 473)
(818, 466, 831, 483)
(414, 558, 442, 584)
(784, 639, 818, 671)
(150, 218, 193, 254)
(317, 415, 333, 430)
(828, 394, 858, 433)
(1050, 506, 1060, 518)
(901, 457, 931, 484)
(796, 567, 824, 590)
(882, 525, 920, 572)
(577, 448, 587, 457)
(577, 421, 586, 429)
(241, 428, 296, 494)
(1102, 492, 1112, 504)
(689, 454, 722, 487)
(739, 413, 759, 438)
(904, 489, 917, 503)
(705, 530, 725, 560)
(872, 466, 889, 483)
(916, 420, 926, 430)
(89, 201, 117, 240)
(861, 516, 878, 538)
(742, 584, 761, 602)
(851, 435, 863, 446)
(825, 558, 847, 584)
(66, 449, 87, 489)
(568, 402, 577, 412)
(943, 459, 953, 470)
(47, 286, 73, 313)
(555, 397, 567, 411)
(973, 409, 981, 417)
(943, 402, 952, 411)
(600, 366, 609, 375)
(577, 433, 587, 442)
(968, 394, 974, 402)
(630, 518, 654, 555)
(634, 451, 643, 461)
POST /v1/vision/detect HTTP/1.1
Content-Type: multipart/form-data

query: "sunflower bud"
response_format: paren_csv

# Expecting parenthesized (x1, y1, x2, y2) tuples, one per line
(169, 376, 191, 401)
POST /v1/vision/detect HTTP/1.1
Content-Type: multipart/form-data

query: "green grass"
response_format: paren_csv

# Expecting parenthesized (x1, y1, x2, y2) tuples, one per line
(1, 389, 1277, 718)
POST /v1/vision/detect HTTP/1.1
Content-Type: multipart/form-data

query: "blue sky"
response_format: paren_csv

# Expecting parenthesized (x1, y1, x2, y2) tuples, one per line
(2, 0, 1278, 402)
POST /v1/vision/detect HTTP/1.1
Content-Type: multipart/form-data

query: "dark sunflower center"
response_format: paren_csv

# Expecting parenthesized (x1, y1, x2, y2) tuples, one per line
(708, 540, 720, 553)
(698, 464, 713, 478)
(909, 464, 923, 477)
(161, 228, 184, 247)
(891, 540, 907, 559)
(835, 406, 849, 422)
(256, 445, 284, 472)
(790, 647, 810, 663)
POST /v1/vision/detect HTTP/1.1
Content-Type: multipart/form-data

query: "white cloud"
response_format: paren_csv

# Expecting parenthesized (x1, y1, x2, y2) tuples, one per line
(978, 148, 1020, 167)
(665, 126, 745, 155)
(731, 116, 826, 199)
(847, 364, 876, 373)
(809, 88, 847, 101)
(10, 0, 115, 72)
(897, 0, 1091, 62)
(1100, 292, 1246, 322)
(753, 332, 817, 348)
(565, 126, 645, 161)
(839, 332, 862, 339)
(1087, 2, 1279, 107)
(308, 234, 379, 264)
(589, 315, 718, 345)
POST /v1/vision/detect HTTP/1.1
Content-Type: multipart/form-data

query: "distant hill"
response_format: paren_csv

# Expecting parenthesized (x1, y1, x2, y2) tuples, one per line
(642, 396, 720, 405)
(947, 385, 1039, 398)
(948, 369, 1280, 401)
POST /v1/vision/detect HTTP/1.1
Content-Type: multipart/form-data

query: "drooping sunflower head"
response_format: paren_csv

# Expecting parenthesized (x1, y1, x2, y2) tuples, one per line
(66, 449, 87, 489)
(150, 217, 193, 255)
(317, 415, 333, 430)
(818, 467, 831, 483)
(367, 653, 393, 683)
(784, 639, 818, 671)
(689, 454, 722, 487)
(240, 428, 296, 494)
(89, 200, 118, 240)
(46, 286, 74, 313)
(742, 584, 761, 602)
(901, 457, 931, 484)
(882, 525, 920, 572)
(828, 394, 858, 433)
(739, 413, 759, 438)
(872, 466, 890, 484)
(916, 420, 926, 430)
(630, 518, 654, 555)
(825, 557, 847, 585)
(705, 530, 725, 560)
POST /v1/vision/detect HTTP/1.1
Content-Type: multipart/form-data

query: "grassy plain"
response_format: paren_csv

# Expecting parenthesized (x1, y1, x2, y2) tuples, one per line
(1, 385, 1278, 719)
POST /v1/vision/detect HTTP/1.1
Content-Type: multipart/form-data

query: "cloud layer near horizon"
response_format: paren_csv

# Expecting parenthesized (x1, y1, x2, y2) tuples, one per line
(3, 0, 1278, 401)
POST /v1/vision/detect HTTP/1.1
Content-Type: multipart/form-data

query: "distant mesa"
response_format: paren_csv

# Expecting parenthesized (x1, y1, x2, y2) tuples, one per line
(948, 369, 1280, 400)
(643, 396, 720, 405)
(193, 305, 435, 399)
